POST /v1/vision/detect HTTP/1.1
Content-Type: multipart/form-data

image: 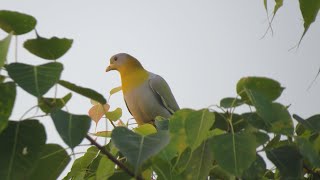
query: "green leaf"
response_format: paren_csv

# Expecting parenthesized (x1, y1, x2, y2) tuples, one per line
(273, 0, 283, 18)
(152, 157, 175, 180)
(111, 126, 170, 175)
(242, 154, 266, 179)
(155, 116, 169, 130)
(0, 33, 12, 68)
(134, 124, 157, 136)
(266, 145, 303, 179)
(24, 36, 73, 60)
(6, 62, 63, 97)
(96, 144, 118, 180)
(185, 109, 215, 150)
(58, 80, 107, 104)
(253, 131, 269, 147)
(210, 132, 256, 176)
(65, 146, 99, 179)
(108, 171, 132, 180)
(298, 0, 320, 45)
(105, 107, 122, 121)
(38, 93, 72, 114)
(90, 131, 112, 137)
(220, 97, 244, 108)
(0, 82, 16, 133)
(0, 10, 37, 35)
(293, 114, 320, 133)
(242, 112, 269, 132)
(0, 75, 5, 83)
(0, 120, 46, 180)
(179, 141, 213, 180)
(296, 137, 320, 168)
(28, 144, 70, 180)
(236, 76, 284, 102)
(110, 86, 122, 95)
(50, 109, 91, 149)
(268, 103, 294, 135)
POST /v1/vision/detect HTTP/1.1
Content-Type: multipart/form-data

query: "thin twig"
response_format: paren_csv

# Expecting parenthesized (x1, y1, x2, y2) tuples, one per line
(85, 135, 143, 180)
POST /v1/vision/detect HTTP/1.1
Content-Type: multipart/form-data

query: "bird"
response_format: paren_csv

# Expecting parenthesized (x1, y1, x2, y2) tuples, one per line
(105, 53, 179, 125)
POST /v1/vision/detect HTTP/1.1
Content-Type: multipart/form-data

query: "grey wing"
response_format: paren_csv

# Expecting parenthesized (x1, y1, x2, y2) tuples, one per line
(148, 74, 180, 114)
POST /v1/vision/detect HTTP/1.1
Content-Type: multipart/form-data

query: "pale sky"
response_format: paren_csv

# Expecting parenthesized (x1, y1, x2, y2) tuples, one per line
(2, 0, 320, 179)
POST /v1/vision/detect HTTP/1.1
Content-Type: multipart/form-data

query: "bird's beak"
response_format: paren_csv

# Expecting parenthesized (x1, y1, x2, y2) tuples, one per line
(105, 65, 113, 72)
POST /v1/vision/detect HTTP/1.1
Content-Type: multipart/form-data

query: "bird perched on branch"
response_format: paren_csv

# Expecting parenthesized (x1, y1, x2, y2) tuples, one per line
(106, 53, 179, 125)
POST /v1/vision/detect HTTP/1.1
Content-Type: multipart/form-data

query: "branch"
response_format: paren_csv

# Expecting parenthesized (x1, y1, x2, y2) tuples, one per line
(85, 135, 143, 180)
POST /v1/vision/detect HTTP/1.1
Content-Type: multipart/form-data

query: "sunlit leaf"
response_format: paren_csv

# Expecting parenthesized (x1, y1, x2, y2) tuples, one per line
(90, 131, 112, 137)
(105, 107, 122, 121)
(296, 137, 320, 168)
(242, 154, 266, 179)
(38, 93, 72, 114)
(88, 104, 110, 123)
(110, 86, 122, 95)
(210, 132, 256, 176)
(6, 62, 63, 97)
(28, 144, 70, 180)
(185, 109, 215, 150)
(64, 146, 99, 179)
(0, 82, 16, 133)
(266, 145, 303, 179)
(0, 120, 46, 180)
(0, 33, 12, 68)
(24, 36, 73, 60)
(134, 124, 157, 136)
(298, 0, 320, 45)
(0, 10, 37, 35)
(111, 126, 170, 175)
(50, 109, 91, 149)
(236, 76, 284, 103)
(220, 97, 244, 108)
(58, 80, 107, 104)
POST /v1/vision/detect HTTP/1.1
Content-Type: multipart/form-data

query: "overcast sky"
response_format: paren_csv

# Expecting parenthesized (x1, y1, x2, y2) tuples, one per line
(2, 0, 320, 179)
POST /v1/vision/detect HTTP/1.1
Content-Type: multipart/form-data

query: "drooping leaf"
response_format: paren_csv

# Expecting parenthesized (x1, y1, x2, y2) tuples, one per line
(0, 82, 16, 133)
(236, 76, 284, 102)
(90, 131, 112, 137)
(179, 141, 213, 180)
(110, 86, 122, 96)
(6, 62, 63, 97)
(50, 109, 91, 149)
(185, 109, 215, 150)
(96, 143, 118, 180)
(38, 93, 72, 114)
(134, 124, 157, 136)
(88, 104, 110, 123)
(0, 33, 12, 68)
(0, 10, 37, 35)
(267, 103, 294, 135)
(220, 97, 244, 108)
(242, 154, 267, 179)
(105, 107, 122, 121)
(28, 144, 70, 180)
(266, 145, 303, 179)
(64, 146, 99, 179)
(298, 0, 320, 45)
(296, 137, 320, 168)
(58, 80, 107, 104)
(273, 0, 283, 19)
(293, 114, 320, 133)
(0, 120, 46, 180)
(210, 132, 256, 176)
(24, 36, 73, 60)
(111, 126, 170, 175)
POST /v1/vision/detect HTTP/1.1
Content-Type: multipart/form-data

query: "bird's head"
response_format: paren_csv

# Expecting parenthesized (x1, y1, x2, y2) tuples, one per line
(106, 53, 144, 74)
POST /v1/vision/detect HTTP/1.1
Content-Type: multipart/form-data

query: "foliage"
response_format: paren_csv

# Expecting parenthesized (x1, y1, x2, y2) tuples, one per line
(0, 9, 320, 180)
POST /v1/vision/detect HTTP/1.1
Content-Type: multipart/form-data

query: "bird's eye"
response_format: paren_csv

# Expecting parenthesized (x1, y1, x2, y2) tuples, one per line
(114, 56, 118, 61)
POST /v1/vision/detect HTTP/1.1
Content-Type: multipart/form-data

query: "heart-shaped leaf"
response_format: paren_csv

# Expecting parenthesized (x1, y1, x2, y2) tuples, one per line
(0, 33, 12, 68)
(6, 62, 63, 97)
(105, 108, 122, 121)
(0, 10, 37, 35)
(111, 127, 170, 175)
(210, 132, 256, 176)
(133, 124, 157, 136)
(38, 93, 72, 114)
(58, 80, 107, 104)
(88, 104, 110, 123)
(50, 109, 91, 149)
(24, 36, 73, 60)
(0, 82, 16, 133)
(28, 144, 70, 180)
(220, 97, 244, 108)
(0, 120, 46, 180)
